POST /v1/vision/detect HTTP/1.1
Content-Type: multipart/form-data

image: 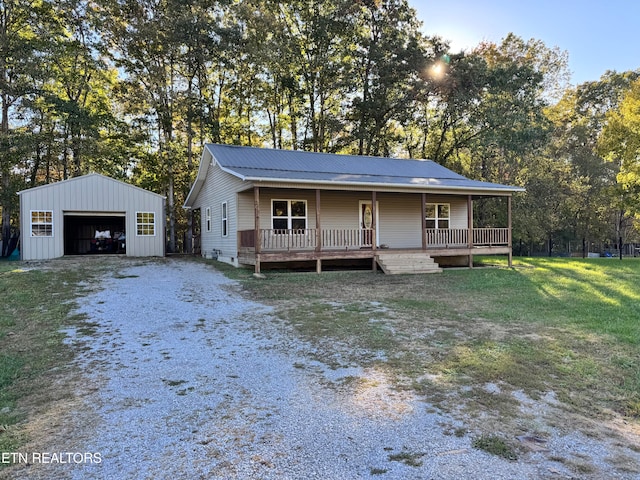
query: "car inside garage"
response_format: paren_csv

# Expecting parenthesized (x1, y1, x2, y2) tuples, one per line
(63, 213, 126, 255)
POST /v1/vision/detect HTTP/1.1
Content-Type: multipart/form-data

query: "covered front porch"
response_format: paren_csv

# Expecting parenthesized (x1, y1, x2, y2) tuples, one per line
(238, 187, 513, 274)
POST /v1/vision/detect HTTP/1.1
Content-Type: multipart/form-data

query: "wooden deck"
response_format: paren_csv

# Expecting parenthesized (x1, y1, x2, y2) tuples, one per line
(237, 227, 512, 272)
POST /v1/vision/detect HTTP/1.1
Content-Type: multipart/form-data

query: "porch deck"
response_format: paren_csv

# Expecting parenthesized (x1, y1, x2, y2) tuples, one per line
(237, 227, 511, 271)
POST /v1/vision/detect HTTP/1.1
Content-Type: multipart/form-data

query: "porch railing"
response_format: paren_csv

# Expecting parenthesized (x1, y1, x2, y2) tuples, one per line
(473, 228, 510, 246)
(238, 227, 510, 251)
(239, 228, 373, 250)
(425, 228, 468, 246)
(424, 228, 510, 247)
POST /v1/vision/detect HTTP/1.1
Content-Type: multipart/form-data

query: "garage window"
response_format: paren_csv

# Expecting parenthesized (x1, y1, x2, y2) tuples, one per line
(136, 212, 155, 236)
(31, 210, 53, 237)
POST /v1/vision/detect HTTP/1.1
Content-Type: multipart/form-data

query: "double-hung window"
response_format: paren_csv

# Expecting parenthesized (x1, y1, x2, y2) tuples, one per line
(136, 212, 155, 236)
(31, 210, 53, 237)
(271, 200, 307, 231)
(425, 203, 450, 229)
(205, 207, 211, 232)
(221, 202, 228, 237)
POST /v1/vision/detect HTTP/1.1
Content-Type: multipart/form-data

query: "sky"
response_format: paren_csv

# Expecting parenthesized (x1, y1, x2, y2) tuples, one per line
(411, 0, 640, 85)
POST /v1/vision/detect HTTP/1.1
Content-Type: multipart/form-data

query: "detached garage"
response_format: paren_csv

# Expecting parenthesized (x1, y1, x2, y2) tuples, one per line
(18, 173, 166, 260)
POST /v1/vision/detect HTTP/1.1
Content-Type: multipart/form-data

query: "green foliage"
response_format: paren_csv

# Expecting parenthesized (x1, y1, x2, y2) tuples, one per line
(1, 0, 639, 253)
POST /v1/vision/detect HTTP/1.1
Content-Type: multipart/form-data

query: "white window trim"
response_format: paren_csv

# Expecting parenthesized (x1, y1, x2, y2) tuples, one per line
(205, 207, 211, 232)
(425, 203, 450, 229)
(271, 199, 307, 230)
(30, 210, 54, 237)
(136, 211, 156, 236)
(221, 202, 228, 237)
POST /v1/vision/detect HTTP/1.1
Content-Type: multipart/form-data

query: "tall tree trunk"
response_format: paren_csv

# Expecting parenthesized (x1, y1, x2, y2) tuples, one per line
(1, 97, 10, 257)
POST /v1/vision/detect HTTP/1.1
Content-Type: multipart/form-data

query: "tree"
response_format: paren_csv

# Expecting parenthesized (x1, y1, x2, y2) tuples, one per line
(350, 0, 428, 157)
(598, 77, 640, 238)
(0, 0, 62, 255)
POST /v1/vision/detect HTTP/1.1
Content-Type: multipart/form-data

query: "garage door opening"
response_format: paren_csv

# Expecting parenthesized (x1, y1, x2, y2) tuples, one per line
(64, 213, 126, 255)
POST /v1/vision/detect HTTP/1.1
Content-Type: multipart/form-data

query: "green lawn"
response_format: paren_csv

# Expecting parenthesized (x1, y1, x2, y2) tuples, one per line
(0, 260, 103, 457)
(224, 256, 640, 426)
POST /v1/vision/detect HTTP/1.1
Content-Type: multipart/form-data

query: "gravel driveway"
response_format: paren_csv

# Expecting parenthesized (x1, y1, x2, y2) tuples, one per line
(11, 259, 577, 479)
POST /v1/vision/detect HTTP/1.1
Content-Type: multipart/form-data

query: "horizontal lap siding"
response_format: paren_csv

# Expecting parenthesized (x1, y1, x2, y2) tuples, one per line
(426, 194, 468, 229)
(377, 193, 422, 248)
(246, 190, 469, 249)
(192, 161, 246, 260)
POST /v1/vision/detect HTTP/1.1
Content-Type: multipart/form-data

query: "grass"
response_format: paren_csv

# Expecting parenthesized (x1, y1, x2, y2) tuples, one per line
(472, 434, 518, 460)
(0, 260, 106, 458)
(214, 256, 640, 444)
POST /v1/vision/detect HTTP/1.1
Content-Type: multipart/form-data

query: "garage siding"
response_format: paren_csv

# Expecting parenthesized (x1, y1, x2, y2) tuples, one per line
(19, 174, 165, 260)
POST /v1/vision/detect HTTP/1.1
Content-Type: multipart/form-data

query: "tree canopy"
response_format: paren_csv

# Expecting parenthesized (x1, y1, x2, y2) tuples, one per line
(1, 0, 638, 255)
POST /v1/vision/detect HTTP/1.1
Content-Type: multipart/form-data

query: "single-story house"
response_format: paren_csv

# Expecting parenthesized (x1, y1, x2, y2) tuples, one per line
(18, 173, 166, 260)
(184, 144, 524, 274)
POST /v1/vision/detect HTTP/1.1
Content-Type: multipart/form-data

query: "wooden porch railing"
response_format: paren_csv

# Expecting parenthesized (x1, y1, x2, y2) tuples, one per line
(239, 228, 374, 250)
(238, 227, 510, 251)
(424, 228, 510, 247)
(473, 228, 510, 246)
(425, 228, 468, 246)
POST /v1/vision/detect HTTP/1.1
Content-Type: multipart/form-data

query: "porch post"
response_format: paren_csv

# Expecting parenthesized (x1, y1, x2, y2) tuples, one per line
(508, 195, 513, 268)
(316, 189, 322, 273)
(467, 195, 474, 268)
(371, 191, 377, 271)
(421, 193, 427, 250)
(254, 186, 261, 274)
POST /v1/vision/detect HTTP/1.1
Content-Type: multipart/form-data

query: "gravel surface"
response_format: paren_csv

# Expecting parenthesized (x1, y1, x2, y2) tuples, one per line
(6, 258, 638, 479)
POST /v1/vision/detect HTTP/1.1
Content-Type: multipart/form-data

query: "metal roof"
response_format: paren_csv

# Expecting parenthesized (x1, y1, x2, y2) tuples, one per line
(208, 144, 524, 192)
(184, 144, 524, 207)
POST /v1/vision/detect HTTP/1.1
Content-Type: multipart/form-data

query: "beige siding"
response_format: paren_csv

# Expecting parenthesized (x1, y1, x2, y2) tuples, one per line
(192, 166, 474, 264)
(244, 190, 469, 249)
(19, 174, 165, 260)
(377, 193, 422, 248)
(426, 195, 468, 229)
(190, 161, 247, 263)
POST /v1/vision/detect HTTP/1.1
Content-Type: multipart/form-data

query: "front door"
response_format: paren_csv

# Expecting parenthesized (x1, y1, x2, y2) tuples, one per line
(359, 201, 379, 247)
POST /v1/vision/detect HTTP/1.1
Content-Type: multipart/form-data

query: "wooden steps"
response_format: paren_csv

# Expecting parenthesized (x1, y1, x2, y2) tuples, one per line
(376, 253, 442, 275)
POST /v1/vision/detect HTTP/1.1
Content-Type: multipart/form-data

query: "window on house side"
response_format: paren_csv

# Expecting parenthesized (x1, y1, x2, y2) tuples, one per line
(425, 203, 450, 229)
(221, 202, 228, 237)
(205, 207, 211, 232)
(271, 200, 307, 231)
(136, 212, 155, 236)
(31, 210, 53, 237)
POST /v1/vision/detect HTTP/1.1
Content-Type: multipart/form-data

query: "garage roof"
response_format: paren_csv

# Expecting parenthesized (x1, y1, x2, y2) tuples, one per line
(18, 173, 166, 198)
